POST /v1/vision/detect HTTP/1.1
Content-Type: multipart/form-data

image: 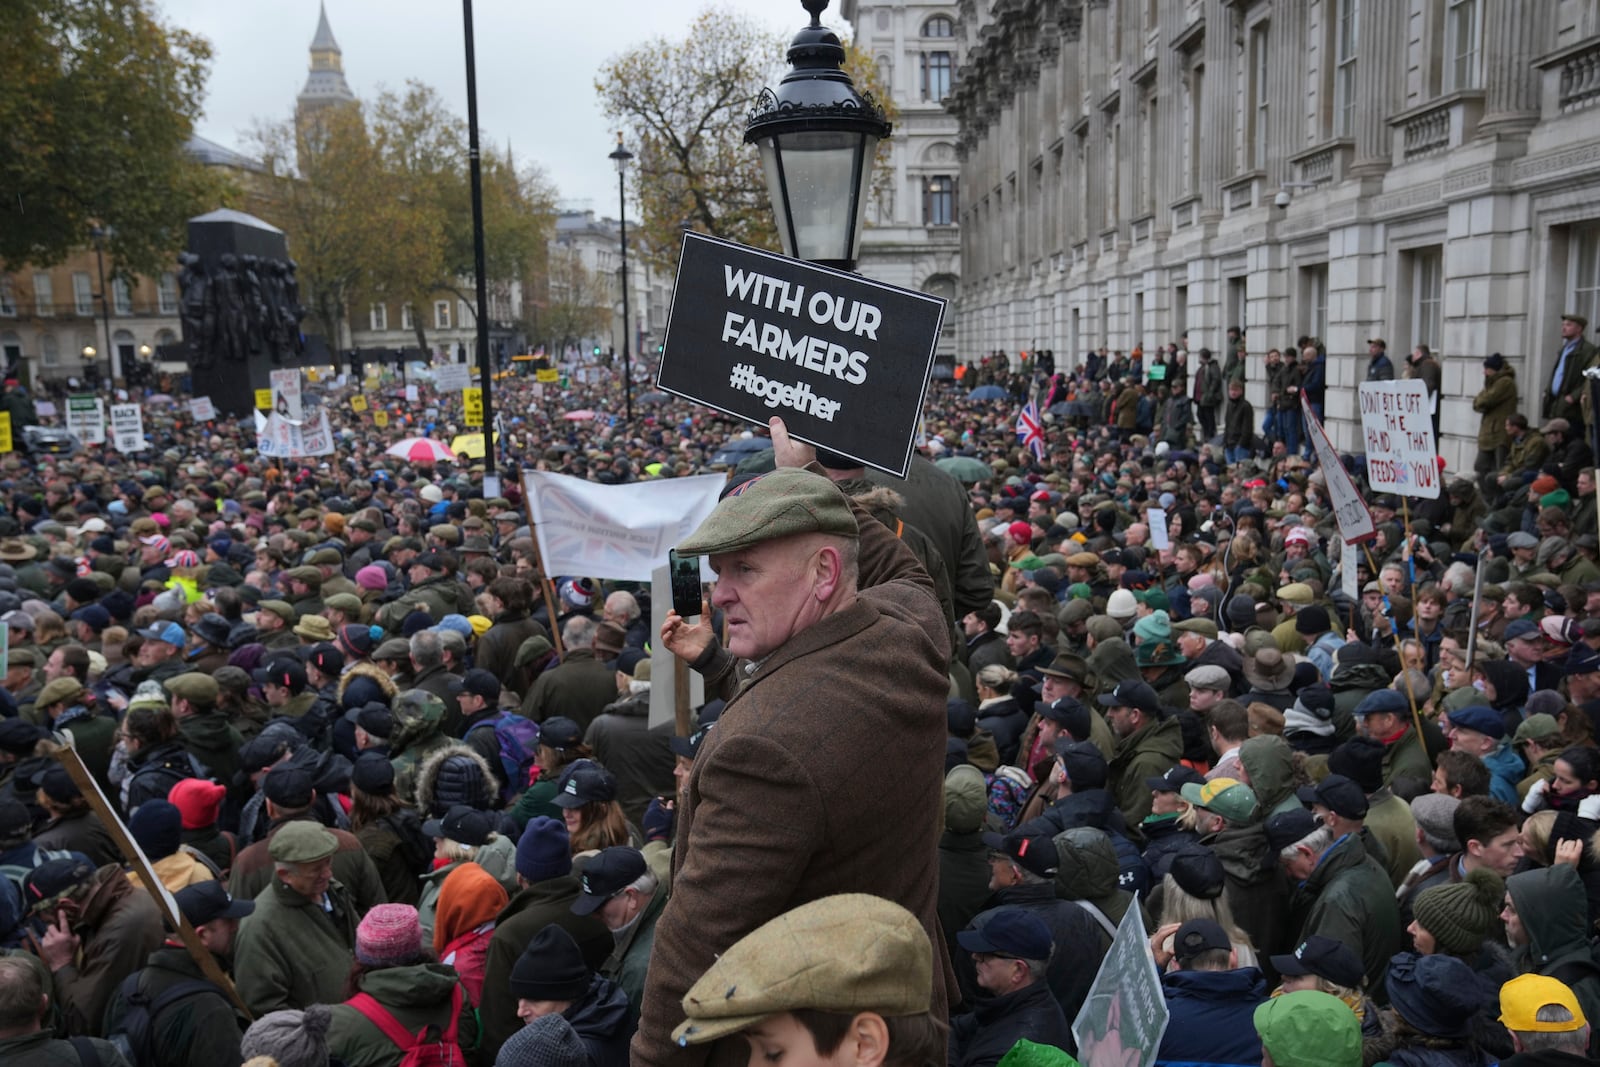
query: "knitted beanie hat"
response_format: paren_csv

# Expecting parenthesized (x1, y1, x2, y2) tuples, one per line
(495, 1012, 588, 1067)
(1412, 867, 1505, 956)
(240, 1006, 332, 1067)
(516, 816, 572, 883)
(167, 778, 227, 830)
(129, 800, 182, 861)
(355, 903, 425, 967)
(355, 565, 389, 591)
(509, 923, 590, 1001)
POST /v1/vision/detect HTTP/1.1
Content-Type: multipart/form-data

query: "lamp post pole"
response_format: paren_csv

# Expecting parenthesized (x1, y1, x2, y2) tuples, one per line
(609, 134, 634, 424)
(462, 0, 496, 488)
(89, 226, 116, 389)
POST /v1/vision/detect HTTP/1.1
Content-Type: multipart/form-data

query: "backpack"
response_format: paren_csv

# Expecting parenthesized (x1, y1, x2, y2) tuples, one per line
(107, 970, 220, 1067)
(381, 808, 435, 877)
(347, 984, 464, 1067)
(467, 712, 540, 802)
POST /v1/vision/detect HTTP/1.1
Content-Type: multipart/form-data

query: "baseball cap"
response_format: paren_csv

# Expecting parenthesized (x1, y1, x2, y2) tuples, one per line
(421, 804, 493, 847)
(1270, 935, 1365, 990)
(138, 621, 186, 647)
(450, 667, 501, 701)
(1265, 808, 1323, 852)
(1180, 777, 1259, 824)
(1172, 918, 1230, 963)
(1097, 679, 1161, 717)
(670, 723, 715, 759)
(1053, 739, 1107, 790)
(570, 846, 648, 916)
(252, 658, 307, 692)
(1499, 973, 1588, 1032)
(551, 762, 617, 808)
(956, 907, 1053, 960)
(1146, 765, 1205, 794)
(979, 830, 1059, 879)
(175, 881, 254, 926)
(540, 716, 583, 750)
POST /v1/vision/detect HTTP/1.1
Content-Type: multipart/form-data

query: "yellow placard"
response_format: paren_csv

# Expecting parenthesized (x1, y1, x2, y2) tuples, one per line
(0, 412, 11, 453)
(254, 389, 273, 410)
(351, 395, 368, 412)
(463, 387, 484, 427)
(535, 368, 559, 383)
(373, 409, 389, 428)
(306, 368, 320, 383)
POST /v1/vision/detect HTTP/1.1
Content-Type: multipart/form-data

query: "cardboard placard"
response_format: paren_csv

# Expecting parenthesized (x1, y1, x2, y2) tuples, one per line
(1147, 508, 1170, 550)
(66, 395, 105, 445)
(253, 389, 273, 410)
(535, 368, 559, 383)
(1072, 904, 1169, 1067)
(405, 384, 420, 403)
(1358, 379, 1440, 499)
(657, 231, 945, 477)
(350, 395, 368, 413)
(373, 409, 389, 428)
(188, 396, 216, 421)
(1303, 394, 1376, 543)
(0, 412, 10, 453)
(435, 363, 471, 392)
(463, 387, 483, 427)
(109, 403, 146, 452)
(269, 368, 302, 422)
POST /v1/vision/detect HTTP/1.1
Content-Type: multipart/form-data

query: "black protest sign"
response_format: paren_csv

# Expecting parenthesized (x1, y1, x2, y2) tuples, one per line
(657, 231, 945, 477)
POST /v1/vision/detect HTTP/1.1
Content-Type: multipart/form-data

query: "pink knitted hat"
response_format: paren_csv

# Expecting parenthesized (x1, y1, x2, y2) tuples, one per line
(355, 904, 424, 967)
(355, 565, 388, 591)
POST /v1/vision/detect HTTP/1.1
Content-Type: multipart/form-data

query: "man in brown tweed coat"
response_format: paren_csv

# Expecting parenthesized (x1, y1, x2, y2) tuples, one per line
(631, 416, 956, 1067)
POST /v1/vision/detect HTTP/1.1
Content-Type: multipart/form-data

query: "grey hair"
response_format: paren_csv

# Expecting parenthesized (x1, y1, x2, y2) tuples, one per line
(627, 869, 660, 896)
(605, 591, 640, 623)
(1279, 825, 1333, 863)
(563, 614, 597, 650)
(409, 629, 443, 669)
(0, 956, 45, 1029)
(1513, 1006, 1589, 1053)
(1441, 562, 1474, 597)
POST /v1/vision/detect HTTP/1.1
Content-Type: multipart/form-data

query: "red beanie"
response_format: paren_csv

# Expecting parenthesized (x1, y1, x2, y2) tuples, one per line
(1531, 473, 1560, 495)
(167, 778, 226, 830)
(1007, 521, 1033, 544)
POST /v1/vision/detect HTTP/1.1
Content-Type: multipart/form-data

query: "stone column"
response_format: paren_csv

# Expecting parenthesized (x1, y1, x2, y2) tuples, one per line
(1479, 0, 1555, 136)
(1351, 0, 1404, 175)
(1199, 0, 1234, 221)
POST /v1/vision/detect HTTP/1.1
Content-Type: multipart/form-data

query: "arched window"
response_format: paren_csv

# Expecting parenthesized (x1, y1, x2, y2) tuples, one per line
(923, 15, 955, 38)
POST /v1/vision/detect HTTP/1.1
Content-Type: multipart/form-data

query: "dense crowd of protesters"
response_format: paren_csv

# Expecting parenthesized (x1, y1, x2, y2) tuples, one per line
(0, 333, 1596, 1067)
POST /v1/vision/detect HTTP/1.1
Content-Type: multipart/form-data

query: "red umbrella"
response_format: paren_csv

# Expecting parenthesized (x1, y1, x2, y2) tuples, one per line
(385, 437, 456, 463)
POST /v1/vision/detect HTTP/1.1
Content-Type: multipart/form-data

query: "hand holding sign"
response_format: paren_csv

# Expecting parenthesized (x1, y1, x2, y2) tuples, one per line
(768, 415, 816, 470)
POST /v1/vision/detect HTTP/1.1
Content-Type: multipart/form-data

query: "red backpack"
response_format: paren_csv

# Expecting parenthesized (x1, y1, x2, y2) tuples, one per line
(346, 984, 466, 1067)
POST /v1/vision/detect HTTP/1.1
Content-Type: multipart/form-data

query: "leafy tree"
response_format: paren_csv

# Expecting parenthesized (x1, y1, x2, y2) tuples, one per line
(0, 0, 225, 275)
(596, 6, 895, 273)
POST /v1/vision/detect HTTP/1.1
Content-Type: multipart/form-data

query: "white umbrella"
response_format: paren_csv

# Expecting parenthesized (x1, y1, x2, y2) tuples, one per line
(385, 437, 456, 463)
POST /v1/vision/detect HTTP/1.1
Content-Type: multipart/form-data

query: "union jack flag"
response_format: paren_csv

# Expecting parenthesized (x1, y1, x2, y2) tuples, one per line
(1016, 401, 1045, 460)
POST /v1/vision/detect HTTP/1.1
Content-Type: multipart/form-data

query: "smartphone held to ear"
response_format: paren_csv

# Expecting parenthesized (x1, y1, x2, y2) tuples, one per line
(668, 549, 702, 618)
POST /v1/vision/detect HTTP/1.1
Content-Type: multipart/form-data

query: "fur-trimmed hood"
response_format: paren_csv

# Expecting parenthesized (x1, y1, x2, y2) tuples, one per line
(337, 661, 398, 707)
(414, 742, 498, 818)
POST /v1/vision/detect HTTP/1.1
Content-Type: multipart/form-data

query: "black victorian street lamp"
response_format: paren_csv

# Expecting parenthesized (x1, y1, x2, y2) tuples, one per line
(609, 133, 635, 423)
(89, 225, 116, 388)
(744, 0, 891, 272)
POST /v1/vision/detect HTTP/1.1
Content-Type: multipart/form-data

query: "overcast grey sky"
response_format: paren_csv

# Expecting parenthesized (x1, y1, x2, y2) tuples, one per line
(159, 0, 810, 214)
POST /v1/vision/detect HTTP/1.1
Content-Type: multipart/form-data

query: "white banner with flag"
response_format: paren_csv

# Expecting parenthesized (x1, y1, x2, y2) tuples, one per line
(257, 409, 335, 458)
(524, 471, 726, 582)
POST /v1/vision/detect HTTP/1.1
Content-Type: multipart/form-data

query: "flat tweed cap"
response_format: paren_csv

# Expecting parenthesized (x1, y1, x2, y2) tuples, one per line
(677, 468, 858, 556)
(672, 893, 931, 1046)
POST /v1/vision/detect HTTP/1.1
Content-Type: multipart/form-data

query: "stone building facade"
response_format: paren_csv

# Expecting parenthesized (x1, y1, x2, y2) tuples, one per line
(947, 0, 1600, 468)
(841, 1, 964, 368)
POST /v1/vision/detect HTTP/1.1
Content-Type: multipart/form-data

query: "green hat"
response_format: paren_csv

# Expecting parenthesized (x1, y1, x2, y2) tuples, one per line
(1254, 990, 1362, 1067)
(1135, 586, 1169, 611)
(268, 821, 339, 864)
(309, 547, 343, 566)
(323, 593, 362, 616)
(283, 566, 321, 586)
(36, 677, 84, 709)
(374, 638, 412, 661)
(515, 634, 555, 668)
(1135, 639, 1186, 668)
(1181, 777, 1259, 825)
(429, 523, 462, 545)
(1412, 868, 1505, 957)
(349, 517, 380, 534)
(1541, 489, 1571, 509)
(1513, 713, 1563, 746)
(671, 893, 931, 1046)
(258, 600, 295, 623)
(1133, 609, 1172, 644)
(163, 672, 219, 705)
(1174, 617, 1219, 639)
(677, 469, 858, 556)
(6, 647, 39, 668)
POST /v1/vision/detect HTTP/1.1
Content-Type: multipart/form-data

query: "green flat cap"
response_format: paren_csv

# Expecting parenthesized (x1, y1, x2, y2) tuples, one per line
(164, 672, 219, 704)
(349, 517, 380, 533)
(269, 821, 339, 864)
(258, 600, 295, 623)
(1174, 617, 1219, 639)
(283, 566, 322, 585)
(374, 638, 412, 661)
(428, 523, 462, 544)
(323, 593, 362, 616)
(36, 677, 84, 709)
(677, 469, 857, 557)
(6, 648, 39, 668)
(310, 547, 343, 566)
(672, 893, 931, 1046)
(1513, 713, 1563, 745)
